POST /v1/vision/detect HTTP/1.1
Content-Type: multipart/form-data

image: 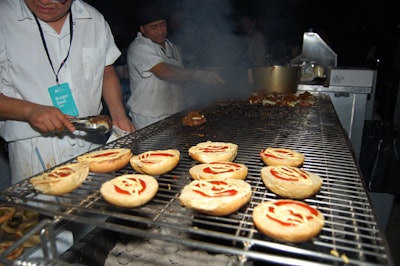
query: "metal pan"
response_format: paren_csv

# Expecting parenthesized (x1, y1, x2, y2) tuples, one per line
(248, 65, 300, 93)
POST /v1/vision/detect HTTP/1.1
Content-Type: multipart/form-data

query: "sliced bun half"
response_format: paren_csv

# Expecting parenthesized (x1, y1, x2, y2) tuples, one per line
(260, 148, 305, 167)
(77, 148, 132, 173)
(189, 161, 248, 180)
(179, 179, 252, 216)
(261, 166, 322, 199)
(30, 162, 89, 195)
(0, 241, 24, 260)
(130, 149, 180, 176)
(100, 174, 158, 208)
(253, 200, 325, 242)
(188, 141, 238, 163)
(0, 206, 16, 225)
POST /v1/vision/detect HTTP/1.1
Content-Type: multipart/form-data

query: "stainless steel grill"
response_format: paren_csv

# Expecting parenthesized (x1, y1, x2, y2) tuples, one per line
(0, 93, 393, 265)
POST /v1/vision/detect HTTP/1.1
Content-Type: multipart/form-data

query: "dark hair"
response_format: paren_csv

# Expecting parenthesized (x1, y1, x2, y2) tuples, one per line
(137, 1, 167, 26)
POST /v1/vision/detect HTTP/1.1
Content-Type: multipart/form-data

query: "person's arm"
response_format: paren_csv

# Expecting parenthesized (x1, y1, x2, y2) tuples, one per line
(151, 62, 196, 81)
(101, 65, 135, 132)
(151, 63, 225, 86)
(0, 93, 75, 133)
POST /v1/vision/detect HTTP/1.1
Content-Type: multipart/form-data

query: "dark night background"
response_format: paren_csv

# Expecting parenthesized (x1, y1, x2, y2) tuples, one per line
(87, 0, 400, 122)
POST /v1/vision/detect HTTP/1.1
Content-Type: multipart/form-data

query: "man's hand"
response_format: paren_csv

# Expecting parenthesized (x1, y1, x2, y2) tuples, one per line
(27, 105, 75, 133)
(112, 115, 136, 133)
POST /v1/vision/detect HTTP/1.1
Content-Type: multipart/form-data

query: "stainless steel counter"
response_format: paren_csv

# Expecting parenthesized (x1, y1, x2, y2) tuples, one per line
(298, 84, 371, 160)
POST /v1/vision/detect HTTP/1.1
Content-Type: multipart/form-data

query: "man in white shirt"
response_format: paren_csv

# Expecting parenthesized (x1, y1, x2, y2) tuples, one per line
(239, 13, 267, 67)
(126, 2, 225, 129)
(0, 0, 135, 183)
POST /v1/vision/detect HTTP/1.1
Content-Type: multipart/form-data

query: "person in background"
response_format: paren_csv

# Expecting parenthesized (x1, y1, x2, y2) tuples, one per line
(0, 0, 135, 184)
(126, 2, 225, 130)
(239, 13, 267, 67)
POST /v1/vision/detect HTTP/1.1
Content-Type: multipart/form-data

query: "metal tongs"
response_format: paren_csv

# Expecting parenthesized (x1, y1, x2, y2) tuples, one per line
(69, 115, 112, 134)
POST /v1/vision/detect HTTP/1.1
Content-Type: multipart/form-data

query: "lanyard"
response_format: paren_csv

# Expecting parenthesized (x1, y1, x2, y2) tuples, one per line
(33, 10, 73, 84)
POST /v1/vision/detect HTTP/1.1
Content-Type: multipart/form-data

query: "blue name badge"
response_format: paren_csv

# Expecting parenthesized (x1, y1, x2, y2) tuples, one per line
(48, 83, 79, 116)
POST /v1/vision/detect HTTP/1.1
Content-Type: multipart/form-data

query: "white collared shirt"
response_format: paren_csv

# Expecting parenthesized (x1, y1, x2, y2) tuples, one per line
(126, 32, 186, 118)
(0, 0, 121, 142)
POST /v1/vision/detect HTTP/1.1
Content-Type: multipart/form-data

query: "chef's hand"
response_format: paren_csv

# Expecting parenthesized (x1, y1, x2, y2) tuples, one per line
(193, 70, 225, 87)
(112, 114, 136, 132)
(27, 105, 75, 133)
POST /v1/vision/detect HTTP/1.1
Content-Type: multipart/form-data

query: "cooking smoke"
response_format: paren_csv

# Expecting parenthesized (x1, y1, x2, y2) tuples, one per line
(165, 0, 251, 106)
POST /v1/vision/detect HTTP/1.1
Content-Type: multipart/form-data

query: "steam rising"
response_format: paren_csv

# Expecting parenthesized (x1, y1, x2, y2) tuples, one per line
(167, 0, 251, 103)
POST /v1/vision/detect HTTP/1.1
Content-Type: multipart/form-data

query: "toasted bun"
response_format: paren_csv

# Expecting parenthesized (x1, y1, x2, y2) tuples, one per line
(16, 223, 41, 248)
(130, 149, 180, 176)
(0, 241, 24, 260)
(253, 200, 325, 242)
(261, 166, 322, 199)
(77, 148, 132, 173)
(189, 162, 248, 180)
(100, 174, 158, 208)
(179, 179, 252, 216)
(1, 209, 39, 234)
(0, 207, 15, 225)
(188, 141, 238, 163)
(260, 148, 305, 167)
(30, 162, 89, 195)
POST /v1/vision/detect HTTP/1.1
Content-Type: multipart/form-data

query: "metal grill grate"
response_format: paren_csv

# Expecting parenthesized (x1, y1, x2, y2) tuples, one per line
(1, 94, 393, 265)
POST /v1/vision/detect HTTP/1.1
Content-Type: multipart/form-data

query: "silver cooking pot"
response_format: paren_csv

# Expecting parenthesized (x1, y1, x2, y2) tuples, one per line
(248, 65, 301, 93)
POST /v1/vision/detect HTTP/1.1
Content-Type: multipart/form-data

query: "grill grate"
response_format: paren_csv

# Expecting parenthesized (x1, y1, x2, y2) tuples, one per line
(1, 94, 393, 265)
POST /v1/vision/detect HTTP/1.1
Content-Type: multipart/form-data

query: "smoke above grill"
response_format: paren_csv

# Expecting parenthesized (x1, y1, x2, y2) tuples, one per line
(164, 0, 252, 103)
(169, 0, 240, 67)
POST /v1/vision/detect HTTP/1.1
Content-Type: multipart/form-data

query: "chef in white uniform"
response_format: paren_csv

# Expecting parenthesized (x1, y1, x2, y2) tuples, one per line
(0, 0, 135, 184)
(126, 2, 225, 129)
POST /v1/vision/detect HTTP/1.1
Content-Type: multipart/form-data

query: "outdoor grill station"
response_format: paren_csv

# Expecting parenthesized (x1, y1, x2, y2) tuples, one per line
(0, 32, 394, 266)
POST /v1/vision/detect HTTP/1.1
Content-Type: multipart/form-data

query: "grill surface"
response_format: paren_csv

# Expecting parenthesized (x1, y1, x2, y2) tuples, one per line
(0, 93, 393, 265)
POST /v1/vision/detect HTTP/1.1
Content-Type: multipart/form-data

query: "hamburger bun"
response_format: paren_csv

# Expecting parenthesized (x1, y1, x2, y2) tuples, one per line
(253, 200, 325, 242)
(0, 207, 16, 225)
(0, 241, 24, 260)
(260, 148, 305, 167)
(261, 166, 322, 199)
(179, 179, 252, 216)
(100, 174, 158, 208)
(77, 148, 132, 173)
(189, 141, 238, 163)
(30, 162, 89, 195)
(16, 223, 41, 248)
(1, 209, 39, 234)
(189, 162, 248, 180)
(130, 149, 180, 176)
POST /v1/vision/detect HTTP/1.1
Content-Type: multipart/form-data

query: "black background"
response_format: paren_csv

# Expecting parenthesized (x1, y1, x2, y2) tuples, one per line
(87, 0, 400, 121)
